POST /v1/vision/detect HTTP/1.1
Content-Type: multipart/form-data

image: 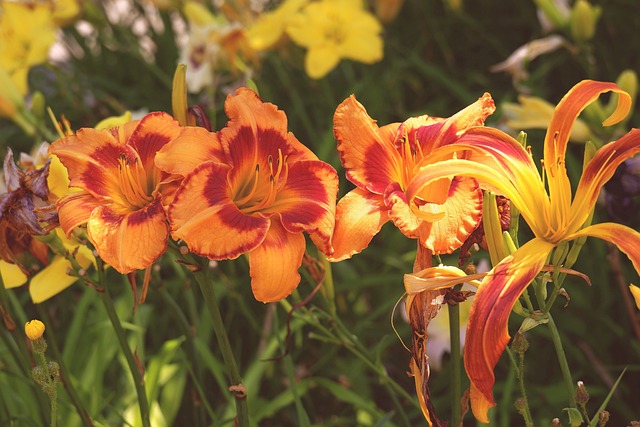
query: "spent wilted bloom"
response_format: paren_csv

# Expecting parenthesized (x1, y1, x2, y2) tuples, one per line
(156, 88, 338, 302)
(329, 93, 495, 261)
(405, 80, 640, 422)
(49, 113, 183, 273)
(285, 0, 383, 79)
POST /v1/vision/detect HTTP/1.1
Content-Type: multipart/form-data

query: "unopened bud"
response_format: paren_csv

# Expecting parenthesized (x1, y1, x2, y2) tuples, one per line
(570, 0, 601, 43)
(514, 397, 527, 416)
(511, 332, 529, 354)
(575, 380, 590, 405)
(597, 410, 609, 426)
(31, 365, 48, 385)
(25, 320, 45, 341)
(47, 361, 60, 380)
(552, 418, 563, 427)
(179, 245, 189, 255)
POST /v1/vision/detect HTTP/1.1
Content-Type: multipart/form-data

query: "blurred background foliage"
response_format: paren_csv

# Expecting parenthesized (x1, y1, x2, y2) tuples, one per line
(1, 0, 639, 426)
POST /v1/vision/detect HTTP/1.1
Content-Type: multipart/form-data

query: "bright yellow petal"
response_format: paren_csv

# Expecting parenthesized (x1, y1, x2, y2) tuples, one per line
(29, 257, 79, 303)
(249, 220, 305, 303)
(305, 46, 341, 79)
(339, 33, 383, 64)
(1, 260, 28, 288)
(630, 284, 640, 310)
(47, 154, 71, 198)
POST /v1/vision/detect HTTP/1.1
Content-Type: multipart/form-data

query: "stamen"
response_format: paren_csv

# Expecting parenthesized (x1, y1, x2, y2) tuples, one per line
(117, 155, 153, 209)
(235, 164, 261, 207)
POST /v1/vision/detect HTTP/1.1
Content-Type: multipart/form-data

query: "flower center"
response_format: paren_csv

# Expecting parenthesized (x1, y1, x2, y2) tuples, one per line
(234, 149, 289, 214)
(117, 154, 153, 210)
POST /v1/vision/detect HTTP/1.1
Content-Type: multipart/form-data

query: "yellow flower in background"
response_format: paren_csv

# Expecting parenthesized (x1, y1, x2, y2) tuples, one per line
(503, 95, 591, 143)
(51, 0, 82, 27)
(246, 0, 308, 51)
(286, 0, 383, 79)
(0, 1, 58, 95)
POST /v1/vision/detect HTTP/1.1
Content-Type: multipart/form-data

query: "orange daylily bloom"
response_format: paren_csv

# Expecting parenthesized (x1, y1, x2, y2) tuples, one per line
(329, 93, 495, 261)
(155, 88, 338, 303)
(49, 112, 183, 274)
(407, 80, 640, 422)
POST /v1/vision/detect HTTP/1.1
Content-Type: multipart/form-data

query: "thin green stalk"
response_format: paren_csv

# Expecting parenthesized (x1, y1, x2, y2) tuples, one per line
(448, 301, 462, 427)
(192, 267, 250, 427)
(98, 285, 151, 427)
(37, 305, 93, 427)
(505, 347, 533, 426)
(546, 314, 577, 409)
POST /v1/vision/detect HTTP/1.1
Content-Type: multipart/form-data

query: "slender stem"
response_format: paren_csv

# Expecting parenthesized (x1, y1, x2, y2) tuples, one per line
(99, 285, 151, 427)
(546, 314, 577, 409)
(36, 305, 94, 427)
(192, 267, 249, 427)
(448, 300, 462, 426)
(505, 347, 533, 426)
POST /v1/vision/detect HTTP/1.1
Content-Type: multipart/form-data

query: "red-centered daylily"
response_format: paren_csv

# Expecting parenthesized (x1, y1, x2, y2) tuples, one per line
(405, 80, 640, 422)
(329, 93, 495, 261)
(155, 88, 338, 303)
(49, 112, 183, 274)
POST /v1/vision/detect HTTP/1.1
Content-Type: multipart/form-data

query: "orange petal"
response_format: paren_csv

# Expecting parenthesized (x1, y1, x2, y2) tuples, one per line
(567, 222, 640, 274)
(570, 129, 640, 230)
(87, 197, 169, 273)
(464, 238, 554, 421)
(57, 191, 100, 236)
(155, 126, 225, 177)
(269, 160, 338, 255)
(127, 112, 182, 174)
(333, 95, 402, 193)
(469, 383, 492, 424)
(168, 162, 269, 259)
(544, 80, 632, 179)
(328, 188, 389, 262)
(249, 220, 305, 303)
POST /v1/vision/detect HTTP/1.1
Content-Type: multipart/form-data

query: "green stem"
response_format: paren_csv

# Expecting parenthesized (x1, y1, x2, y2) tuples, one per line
(448, 302, 462, 427)
(546, 314, 577, 409)
(36, 305, 94, 427)
(505, 347, 533, 427)
(192, 267, 249, 427)
(99, 285, 151, 427)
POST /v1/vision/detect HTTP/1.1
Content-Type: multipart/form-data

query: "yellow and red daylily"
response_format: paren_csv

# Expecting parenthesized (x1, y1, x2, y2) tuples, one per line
(406, 80, 640, 422)
(155, 88, 338, 303)
(329, 93, 495, 261)
(49, 112, 183, 274)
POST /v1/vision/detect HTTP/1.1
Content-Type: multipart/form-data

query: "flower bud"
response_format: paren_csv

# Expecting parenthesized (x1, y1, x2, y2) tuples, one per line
(552, 418, 563, 427)
(25, 320, 45, 341)
(597, 410, 609, 426)
(570, 0, 601, 44)
(511, 332, 529, 354)
(575, 380, 590, 405)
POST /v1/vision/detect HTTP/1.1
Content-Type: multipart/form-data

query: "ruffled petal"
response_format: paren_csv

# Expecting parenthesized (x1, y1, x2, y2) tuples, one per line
(333, 95, 402, 193)
(328, 188, 388, 262)
(249, 220, 305, 303)
(570, 129, 640, 231)
(269, 160, 338, 254)
(87, 197, 169, 273)
(168, 162, 269, 259)
(567, 222, 640, 274)
(464, 238, 554, 421)
(155, 126, 225, 177)
(57, 191, 100, 236)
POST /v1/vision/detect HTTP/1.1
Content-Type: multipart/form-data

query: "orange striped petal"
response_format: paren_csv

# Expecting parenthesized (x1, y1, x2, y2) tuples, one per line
(469, 383, 492, 424)
(464, 238, 554, 421)
(87, 197, 169, 273)
(571, 129, 640, 229)
(249, 220, 306, 303)
(328, 188, 389, 262)
(57, 191, 100, 236)
(221, 88, 317, 166)
(333, 95, 402, 193)
(50, 127, 125, 199)
(168, 162, 269, 259)
(155, 126, 225, 177)
(127, 112, 182, 175)
(270, 160, 338, 255)
(567, 222, 640, 274)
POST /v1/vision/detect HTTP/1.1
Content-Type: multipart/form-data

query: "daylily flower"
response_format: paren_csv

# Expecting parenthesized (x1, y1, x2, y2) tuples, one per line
(49, 112, 183, 274)
(285, 0, 383, 79)
(405, 80, 640, 422)
(246, 0, 308, 51)
(155, 88, 338, 303)
(329, 93, 495, 261)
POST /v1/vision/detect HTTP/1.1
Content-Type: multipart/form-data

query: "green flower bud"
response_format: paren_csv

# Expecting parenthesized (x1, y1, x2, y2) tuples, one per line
(570, 0, 601, 43)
